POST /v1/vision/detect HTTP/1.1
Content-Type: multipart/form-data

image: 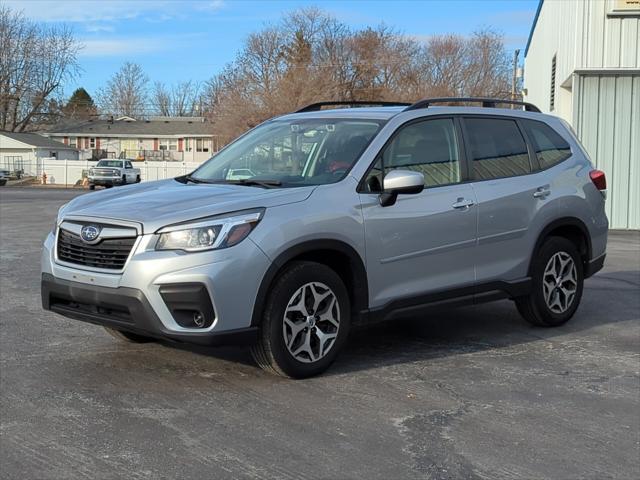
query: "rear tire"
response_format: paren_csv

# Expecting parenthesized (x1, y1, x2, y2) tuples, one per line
(135, 175, 141, 183)
(516, 236, 584, 327)
(250, 261, 351, 378)
(88, 184, 95, 190)
(104, 327, 153, 343)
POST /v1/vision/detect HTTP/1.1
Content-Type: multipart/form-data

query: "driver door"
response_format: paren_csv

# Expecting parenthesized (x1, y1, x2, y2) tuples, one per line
(359, 117, 478, 310)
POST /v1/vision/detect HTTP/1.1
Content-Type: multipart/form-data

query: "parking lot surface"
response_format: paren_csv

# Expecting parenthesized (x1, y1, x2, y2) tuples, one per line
(1, 187, 639, 480)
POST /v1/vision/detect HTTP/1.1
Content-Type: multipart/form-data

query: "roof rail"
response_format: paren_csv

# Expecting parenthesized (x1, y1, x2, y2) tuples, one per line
(295, 101, 412, 113)
(404, 97, 541, 113)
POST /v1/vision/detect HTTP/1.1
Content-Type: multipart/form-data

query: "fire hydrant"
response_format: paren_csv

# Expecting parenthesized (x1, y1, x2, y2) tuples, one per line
(41, 172, 47, 185)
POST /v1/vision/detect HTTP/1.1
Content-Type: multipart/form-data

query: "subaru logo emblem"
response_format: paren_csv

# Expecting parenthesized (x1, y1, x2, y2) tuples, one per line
(80, 225, 101, 243)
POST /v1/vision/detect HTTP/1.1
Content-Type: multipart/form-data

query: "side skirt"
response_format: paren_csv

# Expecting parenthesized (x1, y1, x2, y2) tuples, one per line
(357, 278, 531, 325)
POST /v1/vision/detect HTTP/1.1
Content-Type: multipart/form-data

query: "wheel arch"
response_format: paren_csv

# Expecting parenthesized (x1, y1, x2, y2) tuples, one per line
(530, 217, 592, 275)
(251, 239, 369, 327)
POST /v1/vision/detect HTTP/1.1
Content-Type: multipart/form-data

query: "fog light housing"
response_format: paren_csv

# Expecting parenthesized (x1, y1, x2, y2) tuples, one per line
(159, 283, 215, 329)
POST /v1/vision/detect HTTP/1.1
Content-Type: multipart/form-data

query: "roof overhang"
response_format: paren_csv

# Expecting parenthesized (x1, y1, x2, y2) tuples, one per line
(524, 0, 544, 58)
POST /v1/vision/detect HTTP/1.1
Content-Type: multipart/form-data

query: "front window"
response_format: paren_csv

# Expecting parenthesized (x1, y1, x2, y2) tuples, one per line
(89, 138, 96, 149)
(191, 119, 384, 187)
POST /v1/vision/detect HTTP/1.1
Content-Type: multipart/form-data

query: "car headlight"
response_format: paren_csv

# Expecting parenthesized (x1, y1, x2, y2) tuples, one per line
(156, 209, 264, 252)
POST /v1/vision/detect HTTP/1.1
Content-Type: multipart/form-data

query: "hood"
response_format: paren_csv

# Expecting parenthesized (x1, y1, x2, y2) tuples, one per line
(62, 179, 315, 233)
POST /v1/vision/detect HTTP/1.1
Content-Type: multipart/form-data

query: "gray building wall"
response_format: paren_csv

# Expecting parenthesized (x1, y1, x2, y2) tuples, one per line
(524, 0, 640, 229)
(575, 74, 640, 229)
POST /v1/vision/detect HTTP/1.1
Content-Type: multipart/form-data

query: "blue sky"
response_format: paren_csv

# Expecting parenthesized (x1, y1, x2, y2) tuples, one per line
(5, 0, 539, 98)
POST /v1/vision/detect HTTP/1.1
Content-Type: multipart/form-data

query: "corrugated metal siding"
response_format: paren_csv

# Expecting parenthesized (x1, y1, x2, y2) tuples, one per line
(525, 0, 639, 116)
(576, 73, 640, 229)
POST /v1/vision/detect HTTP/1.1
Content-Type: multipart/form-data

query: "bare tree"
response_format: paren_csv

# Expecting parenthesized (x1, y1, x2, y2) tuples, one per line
(152, 80, 201, 117)
(97, 62, 148, 118)
(201, 7, 513, 143)
(0, 5, 80, 131)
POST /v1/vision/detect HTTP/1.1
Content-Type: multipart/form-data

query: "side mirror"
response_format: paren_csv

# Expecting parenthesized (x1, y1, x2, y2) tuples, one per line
(380, 170, 424, 207)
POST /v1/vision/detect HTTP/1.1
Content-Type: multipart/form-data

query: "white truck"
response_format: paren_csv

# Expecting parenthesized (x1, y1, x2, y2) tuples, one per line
(88, 160, 141, 190)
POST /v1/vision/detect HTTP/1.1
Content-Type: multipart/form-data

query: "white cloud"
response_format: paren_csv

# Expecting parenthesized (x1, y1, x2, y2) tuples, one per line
(84, 24, 116, 33)
(78, 32, 206, 57)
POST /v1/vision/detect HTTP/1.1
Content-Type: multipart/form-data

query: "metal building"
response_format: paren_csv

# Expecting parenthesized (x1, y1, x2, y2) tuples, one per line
(523, 0, 639, 229)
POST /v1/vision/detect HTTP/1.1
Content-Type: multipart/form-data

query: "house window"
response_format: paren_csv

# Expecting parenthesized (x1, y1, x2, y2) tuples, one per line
(159, 139, 178, 151)
(185, 138, 192, 152)
(196, 138, 210, 153)
(89, 138, 96, 148)
(550, 54, 557, 111)
(69, 137, 77, 147)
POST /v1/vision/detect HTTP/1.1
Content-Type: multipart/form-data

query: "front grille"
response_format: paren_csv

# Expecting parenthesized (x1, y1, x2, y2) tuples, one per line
(57, 229, 135, 270)
(92, 169, 116, 176)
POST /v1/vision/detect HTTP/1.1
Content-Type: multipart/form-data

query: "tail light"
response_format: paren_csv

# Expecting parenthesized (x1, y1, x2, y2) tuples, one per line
(589, 170, 607, 197)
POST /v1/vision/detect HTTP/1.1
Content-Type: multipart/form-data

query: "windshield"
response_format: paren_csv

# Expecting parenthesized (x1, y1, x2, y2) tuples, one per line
(190, 118, 384, 187)
(96, 160, 123, 168)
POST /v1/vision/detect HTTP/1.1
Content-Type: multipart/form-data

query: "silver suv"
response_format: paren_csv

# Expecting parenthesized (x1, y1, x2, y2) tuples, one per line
(41, 98, 608, 378)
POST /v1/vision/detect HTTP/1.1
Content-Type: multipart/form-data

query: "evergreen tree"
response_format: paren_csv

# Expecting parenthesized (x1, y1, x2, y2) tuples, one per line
(63, 87, 97, 120)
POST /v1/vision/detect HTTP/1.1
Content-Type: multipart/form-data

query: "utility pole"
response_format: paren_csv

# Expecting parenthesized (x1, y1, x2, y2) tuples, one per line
(511, 49, 521, 106)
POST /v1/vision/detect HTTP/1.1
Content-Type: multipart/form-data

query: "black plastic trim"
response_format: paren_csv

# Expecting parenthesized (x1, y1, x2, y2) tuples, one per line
(296, 101, 411, 113)
(529, 217, 594, 275)
(585, 254, 606, 278)
(41, 273, 257, 346)
(159, 283, 216, 328)
(360, 278, 532, 324)
(251, 240, 369, 327)
(405, 97, 541, 113)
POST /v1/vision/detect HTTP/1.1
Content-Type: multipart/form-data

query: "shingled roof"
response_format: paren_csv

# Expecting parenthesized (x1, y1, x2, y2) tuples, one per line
(45, 117, 214, 137)
(0, 131, 78, 150)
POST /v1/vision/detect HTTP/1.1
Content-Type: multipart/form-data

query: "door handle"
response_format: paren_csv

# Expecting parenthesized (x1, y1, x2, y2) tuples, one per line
(452, 198, 475, 210)
(533, 186, 551, 199)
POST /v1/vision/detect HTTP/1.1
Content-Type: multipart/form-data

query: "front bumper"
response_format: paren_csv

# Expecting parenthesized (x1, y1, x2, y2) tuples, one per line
(88, 176, 123, 186)
(41, 273, 257, 345)
(41, 224, 271, 342)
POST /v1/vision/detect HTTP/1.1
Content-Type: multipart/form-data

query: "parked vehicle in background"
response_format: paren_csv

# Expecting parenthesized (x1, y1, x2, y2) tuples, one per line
(87, 159, 141, 190)
(0, 170, 8, 186)
(41, 98, 608, 378)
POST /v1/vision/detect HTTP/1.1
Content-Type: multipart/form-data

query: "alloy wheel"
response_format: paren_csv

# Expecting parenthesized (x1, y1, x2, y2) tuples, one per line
(282, 282, 340, 363)
(542, 251, 578, 314)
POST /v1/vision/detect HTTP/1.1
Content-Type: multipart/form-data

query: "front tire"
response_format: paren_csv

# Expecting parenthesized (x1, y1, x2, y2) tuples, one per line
(516, 236, 584, 327)
(121, 175, 127, 185)
(88, 184, 95, 190)
(251, 261, 351, 378)
(104, 327, 153, 343)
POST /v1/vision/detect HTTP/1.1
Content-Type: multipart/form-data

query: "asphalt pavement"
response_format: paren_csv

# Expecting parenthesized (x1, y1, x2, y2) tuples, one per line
(1, 187, 638, 480)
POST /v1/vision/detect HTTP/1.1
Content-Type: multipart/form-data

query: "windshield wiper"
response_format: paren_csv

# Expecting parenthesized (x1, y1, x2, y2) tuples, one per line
(227, 179, 283, 188)
(184, 174, 213, 184)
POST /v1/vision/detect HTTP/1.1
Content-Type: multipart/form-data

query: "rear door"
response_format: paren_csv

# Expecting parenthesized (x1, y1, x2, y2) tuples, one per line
(359, 117, 478, 310)
(462, 116, 544, 284)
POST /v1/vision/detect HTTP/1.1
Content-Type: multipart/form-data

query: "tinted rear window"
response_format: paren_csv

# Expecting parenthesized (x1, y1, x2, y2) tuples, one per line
(522, 119, 572, 169)
(464, 118, 531, 180)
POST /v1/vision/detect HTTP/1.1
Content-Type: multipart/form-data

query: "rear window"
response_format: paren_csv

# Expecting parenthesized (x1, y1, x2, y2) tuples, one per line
(521, 119, 572, 169)
(464, 118, 531, 180)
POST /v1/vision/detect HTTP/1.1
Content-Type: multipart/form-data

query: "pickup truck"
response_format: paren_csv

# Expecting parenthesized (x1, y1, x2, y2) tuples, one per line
(88, 160, 141, 190)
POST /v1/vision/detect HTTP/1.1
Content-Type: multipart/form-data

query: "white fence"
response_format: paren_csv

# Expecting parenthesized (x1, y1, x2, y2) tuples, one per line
(16, 159, 207, 185)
